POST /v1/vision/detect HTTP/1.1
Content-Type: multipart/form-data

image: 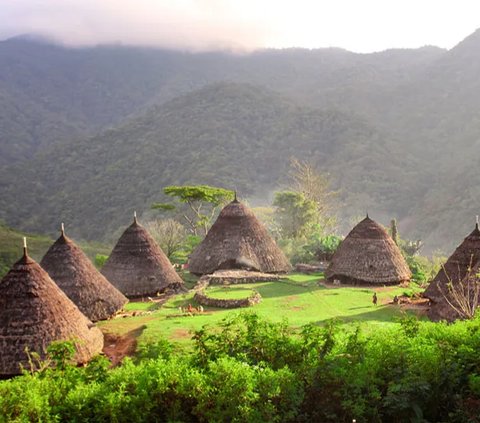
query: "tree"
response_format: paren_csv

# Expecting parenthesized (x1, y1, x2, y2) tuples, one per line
(152, 185, 234, 236)
(145, 219, 187, 259)
(273, 191, 317, 239)
(390, 219, 398, 245)
(287, 158, 337, 234)
(402, 240, 424, 257)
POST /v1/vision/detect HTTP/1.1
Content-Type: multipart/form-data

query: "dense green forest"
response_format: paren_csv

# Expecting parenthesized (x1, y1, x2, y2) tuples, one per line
(2, 31, 480, 249)
(0, 83, 414, 241)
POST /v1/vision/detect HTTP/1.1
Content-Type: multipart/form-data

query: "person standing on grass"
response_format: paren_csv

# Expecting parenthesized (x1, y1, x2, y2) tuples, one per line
(372, 292, 378, 306)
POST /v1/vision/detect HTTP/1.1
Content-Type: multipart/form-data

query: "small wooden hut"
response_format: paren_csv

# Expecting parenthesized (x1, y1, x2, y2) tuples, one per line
(0, 243, 103, 376)
(101, 215, 184, 297)
(188, 198, 291, 275)
(325, 216, 411, 285)
(425, 222, 480, 321)
(41, 226, 128, 322)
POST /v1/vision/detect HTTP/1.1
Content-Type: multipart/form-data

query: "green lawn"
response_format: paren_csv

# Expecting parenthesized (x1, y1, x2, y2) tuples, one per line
(206, 286, 257, 299)
(99, 272, 423, 347)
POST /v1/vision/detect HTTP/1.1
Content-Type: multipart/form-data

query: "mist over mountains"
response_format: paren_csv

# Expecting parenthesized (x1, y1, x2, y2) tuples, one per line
(1, 31, 480, 252)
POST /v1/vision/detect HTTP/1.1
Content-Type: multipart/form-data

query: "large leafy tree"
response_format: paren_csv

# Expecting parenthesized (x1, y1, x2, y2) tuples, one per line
(152, 185, 234, 236)
(273, 191, 318, 239)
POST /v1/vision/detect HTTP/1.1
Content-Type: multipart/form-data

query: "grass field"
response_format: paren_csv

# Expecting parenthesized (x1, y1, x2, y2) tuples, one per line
(99, 272, 424, 348)
(206, 286, 258, 299)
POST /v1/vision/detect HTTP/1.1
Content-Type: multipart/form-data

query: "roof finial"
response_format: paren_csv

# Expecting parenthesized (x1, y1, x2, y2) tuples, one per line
(476, 215, 479, 229)
(234, 190, 237, 202)
(133, 210, 137, 224)
(23, 236, 28, 258)
(366, 210, 369, 219)
(61, 222, 65, 237)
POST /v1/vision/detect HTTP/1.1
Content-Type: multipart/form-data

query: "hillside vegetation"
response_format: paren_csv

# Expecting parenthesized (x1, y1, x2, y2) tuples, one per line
(2, 32, 480, 250)
(0, 83, 415, 241)
(2, 311, 480, 421)
(0, 222, 110, 278)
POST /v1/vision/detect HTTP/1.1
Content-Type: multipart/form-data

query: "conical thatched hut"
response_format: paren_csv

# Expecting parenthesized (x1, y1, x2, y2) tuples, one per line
(325, 216, 411, 285)
(0, 244, 103, 376)
(40, 226, 128, 322)
(188, 198, 292, 275)
(101, 215, 184, 297)
(425, 222, 480, 321)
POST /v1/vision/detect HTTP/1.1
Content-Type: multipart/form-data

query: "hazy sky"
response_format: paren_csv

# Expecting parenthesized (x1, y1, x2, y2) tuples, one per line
(1, 0, 479, 52)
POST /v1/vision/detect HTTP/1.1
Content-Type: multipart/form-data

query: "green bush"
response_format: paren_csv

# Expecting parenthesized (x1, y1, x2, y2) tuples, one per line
(1, 314, 480, 422)
(279, 232, 342, 264)
(94, 254, 109, 269)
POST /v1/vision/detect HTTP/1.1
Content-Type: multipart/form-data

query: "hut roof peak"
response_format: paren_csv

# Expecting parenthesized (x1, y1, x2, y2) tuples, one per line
(188, 199, 291, 275)
(58, 222, 69, 243)
(18, 237, 33, 265)
(41, 231, 127, 321)
(101, 218, 184, 297)
(349, 216, 388, 239)
(468, 222, 480, 238)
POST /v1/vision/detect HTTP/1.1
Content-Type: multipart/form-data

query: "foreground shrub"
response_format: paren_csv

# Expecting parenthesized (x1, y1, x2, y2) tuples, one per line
(1, 314, 480, 422)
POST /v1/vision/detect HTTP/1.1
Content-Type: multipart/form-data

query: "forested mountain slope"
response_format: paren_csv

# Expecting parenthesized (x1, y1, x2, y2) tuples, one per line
(0, 83, 414, 241)
(1, 30, 480, 250)
(0, 36, 445, 162)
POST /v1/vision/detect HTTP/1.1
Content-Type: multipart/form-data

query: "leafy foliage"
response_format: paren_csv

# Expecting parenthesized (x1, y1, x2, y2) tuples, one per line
(0, 82, 415, 243)
(163, 185, 234, 205)
(94, 254, 108, 269)
(288, 158, 337, 231)
(153, 185, 234, 236)
(1, 313, 480, 422)
(273, 191, 318, 239)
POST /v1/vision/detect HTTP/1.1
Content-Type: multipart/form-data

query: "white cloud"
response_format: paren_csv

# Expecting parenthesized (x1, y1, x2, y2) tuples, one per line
(0, 0, 479, 52)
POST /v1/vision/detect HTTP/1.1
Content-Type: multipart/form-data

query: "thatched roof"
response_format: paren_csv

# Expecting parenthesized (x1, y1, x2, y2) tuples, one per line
(101, 216, 184, 297)
(188, 199, 291, 275)
(428, 260, 480, 322)
(0, 248, 103, 376)
(325, 216, 411, 285)
(425, 223, 480, 321)
(40, 228, 128, 322)
(425, 223, 480, 303)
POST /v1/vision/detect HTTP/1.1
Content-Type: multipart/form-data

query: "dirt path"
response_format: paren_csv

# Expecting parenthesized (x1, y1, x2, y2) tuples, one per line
(102, 325, 146, 366)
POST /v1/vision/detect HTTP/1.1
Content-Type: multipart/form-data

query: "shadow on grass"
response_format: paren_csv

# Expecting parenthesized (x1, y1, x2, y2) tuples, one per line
(313, 305, 406, 325)
(255, 281, 325, 299)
